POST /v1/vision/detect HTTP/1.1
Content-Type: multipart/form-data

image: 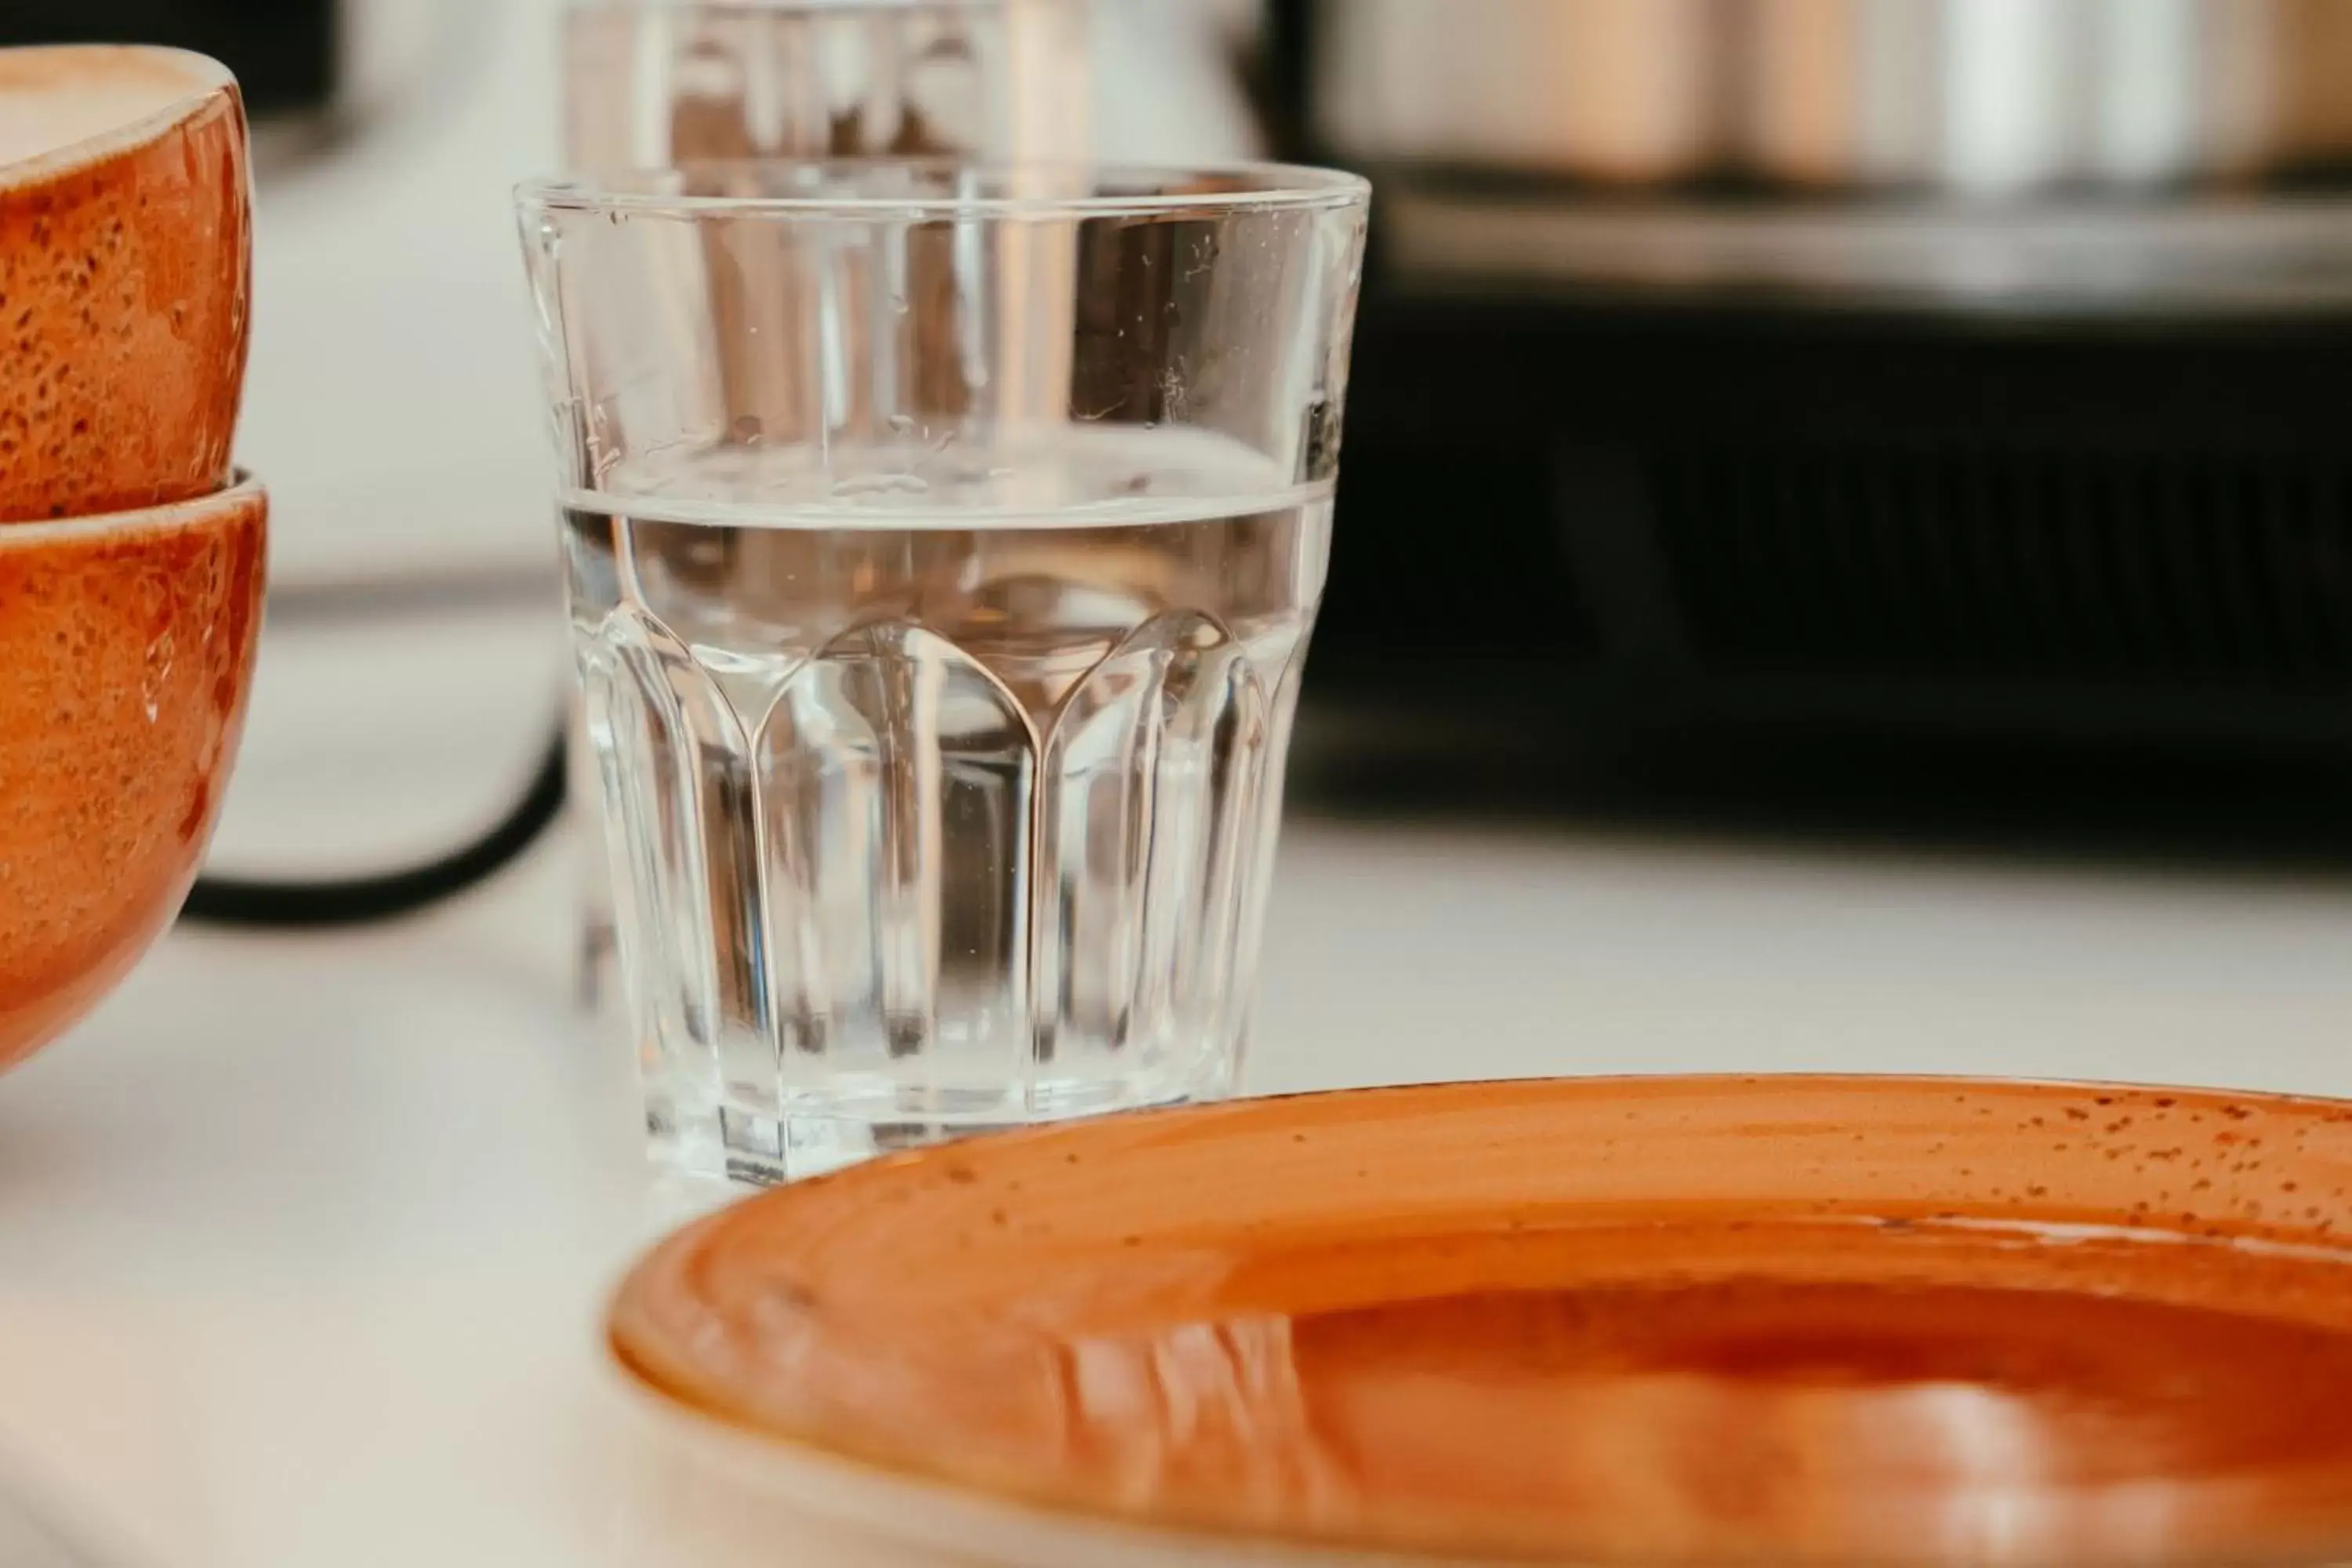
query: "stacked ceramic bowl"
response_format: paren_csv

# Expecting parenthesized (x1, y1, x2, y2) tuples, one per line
(0, 46, 265, 1072)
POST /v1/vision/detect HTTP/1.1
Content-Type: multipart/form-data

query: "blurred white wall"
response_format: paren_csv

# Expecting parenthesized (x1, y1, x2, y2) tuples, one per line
(1098, 0, 1263, 162)
(239, 0, 561, 592)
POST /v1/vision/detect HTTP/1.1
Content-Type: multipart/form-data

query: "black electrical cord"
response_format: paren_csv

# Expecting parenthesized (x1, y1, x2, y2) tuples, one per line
(178, 723, 571, 930)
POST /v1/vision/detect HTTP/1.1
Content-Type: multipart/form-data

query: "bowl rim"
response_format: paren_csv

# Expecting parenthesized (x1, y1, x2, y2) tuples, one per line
(0, 44, 239, 198)
(0, 471, 264, 546)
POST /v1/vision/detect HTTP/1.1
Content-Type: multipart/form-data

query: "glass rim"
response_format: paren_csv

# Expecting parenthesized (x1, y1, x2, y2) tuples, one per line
(517, 159, 1371, 222)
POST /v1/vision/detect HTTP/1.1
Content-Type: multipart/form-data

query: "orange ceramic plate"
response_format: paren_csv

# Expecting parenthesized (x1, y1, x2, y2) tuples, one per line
(609, 1076, 2352, 1566)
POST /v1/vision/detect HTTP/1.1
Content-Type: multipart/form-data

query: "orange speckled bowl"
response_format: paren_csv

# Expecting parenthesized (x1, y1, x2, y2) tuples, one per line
(0, 474, 264, 1070)
(0, 45, 251, 521)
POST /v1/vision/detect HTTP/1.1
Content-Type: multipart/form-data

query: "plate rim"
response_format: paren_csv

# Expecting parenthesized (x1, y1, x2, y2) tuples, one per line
(607, 1072, 2352, 1568)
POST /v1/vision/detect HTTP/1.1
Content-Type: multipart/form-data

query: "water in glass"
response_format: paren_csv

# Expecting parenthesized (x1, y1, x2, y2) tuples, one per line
(565, 423, 1330, 1182)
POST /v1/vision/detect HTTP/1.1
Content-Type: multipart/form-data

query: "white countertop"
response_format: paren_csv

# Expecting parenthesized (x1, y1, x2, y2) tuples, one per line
(6, 608, 2352, 1566)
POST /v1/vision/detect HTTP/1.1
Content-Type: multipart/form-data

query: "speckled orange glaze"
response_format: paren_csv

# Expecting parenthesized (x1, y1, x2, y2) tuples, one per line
(0, 46, 250, 521)
(0, 477, 263, 1069)
(615, 1076, 2352, 1566)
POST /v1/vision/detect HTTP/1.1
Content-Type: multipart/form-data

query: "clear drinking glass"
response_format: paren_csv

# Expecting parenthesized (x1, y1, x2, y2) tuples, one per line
(519, 162, 1369, 1183)
(558, 0, 1091, 1029)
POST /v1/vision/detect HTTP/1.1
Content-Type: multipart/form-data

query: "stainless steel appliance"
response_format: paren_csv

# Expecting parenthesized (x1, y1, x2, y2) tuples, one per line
(1311, 0, 2352, 194)
(1264, 0, 2352, 768)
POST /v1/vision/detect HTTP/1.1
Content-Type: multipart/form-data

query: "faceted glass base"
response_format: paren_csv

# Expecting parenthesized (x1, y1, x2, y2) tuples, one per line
(646, 1072, 1229, 1185)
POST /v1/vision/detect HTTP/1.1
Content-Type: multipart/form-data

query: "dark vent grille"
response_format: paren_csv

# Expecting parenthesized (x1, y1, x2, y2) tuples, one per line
(1321, 443, 1595, 662)
(1653, 449, 2352, 687)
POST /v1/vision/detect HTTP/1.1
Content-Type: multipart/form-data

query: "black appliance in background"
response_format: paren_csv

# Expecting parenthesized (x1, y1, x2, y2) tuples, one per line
(1, 1, 331, 118)
(1261, 0, 2352, 851)
(1314, 278, 2352, 752)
